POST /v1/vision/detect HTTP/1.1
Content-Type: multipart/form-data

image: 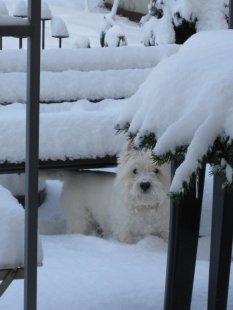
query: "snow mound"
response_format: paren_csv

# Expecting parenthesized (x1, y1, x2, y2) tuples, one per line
(0, 185, 43, 268)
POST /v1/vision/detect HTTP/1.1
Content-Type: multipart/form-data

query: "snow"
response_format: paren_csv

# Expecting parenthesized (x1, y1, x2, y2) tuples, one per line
(12, 0, 27, 18)
(117, 30, 233, 193)
(0, 15, 28, 25)
(0, 185, 43, 268)
(41, 1, 52, 20)
(73, 34, 90, 48)
(0, 173, 46, 195)
(104, 24, 127, 47)
(0, 179, 232, 309)
(51, 16, 69, 38)
(0, 0, 9, 15)
(0, 68, 151, 103)
(0, 100, 127, 163)
(0, 1, 232, 309)
(0, 45, 179, 72)
(141, 0, 228, 45)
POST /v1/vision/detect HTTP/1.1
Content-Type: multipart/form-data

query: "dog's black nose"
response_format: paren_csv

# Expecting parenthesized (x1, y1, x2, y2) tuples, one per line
(140, 182, 151, 192)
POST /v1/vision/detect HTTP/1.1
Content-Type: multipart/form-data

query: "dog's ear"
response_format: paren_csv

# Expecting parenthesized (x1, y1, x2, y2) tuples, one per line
(117, 141, 134, 165)
(126, 140, 134, 152)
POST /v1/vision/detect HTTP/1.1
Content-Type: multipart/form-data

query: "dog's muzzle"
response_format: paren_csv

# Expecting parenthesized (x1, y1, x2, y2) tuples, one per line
(140, 181, 151, 193)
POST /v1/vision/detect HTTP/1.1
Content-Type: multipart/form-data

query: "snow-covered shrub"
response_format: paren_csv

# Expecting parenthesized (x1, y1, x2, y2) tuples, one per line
(73, 35, 90, 48)
(140, 0, 228, 45)
(104, 25, 127, 47)
(100, 15, 127, 47)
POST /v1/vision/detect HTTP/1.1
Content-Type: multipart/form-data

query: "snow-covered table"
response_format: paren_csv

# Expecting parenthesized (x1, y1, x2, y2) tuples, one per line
(0, 185, 43, 296)
(0, 100, 126, 173)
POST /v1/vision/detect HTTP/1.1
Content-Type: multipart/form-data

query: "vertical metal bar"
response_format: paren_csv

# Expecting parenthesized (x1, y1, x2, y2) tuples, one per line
(24, 0, 41, 309)
(0, 37, 2, 50)
(229, 0, 233, 29)
(19, 37, 23, 49)
(207, 174, 233, 310)
(42, 20, 45, 49)
(59, 37, 62, 48)
(164, 161, 205, 310)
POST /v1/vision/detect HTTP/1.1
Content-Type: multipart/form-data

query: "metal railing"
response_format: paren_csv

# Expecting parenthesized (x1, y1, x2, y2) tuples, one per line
(0, 1, 41, 309)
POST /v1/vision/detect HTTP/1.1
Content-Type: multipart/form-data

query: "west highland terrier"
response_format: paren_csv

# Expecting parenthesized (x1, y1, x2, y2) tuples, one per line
(42, 144, 170, 243)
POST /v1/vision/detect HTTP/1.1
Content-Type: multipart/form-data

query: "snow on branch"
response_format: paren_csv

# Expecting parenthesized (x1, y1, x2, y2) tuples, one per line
(116, 30, 233, 195)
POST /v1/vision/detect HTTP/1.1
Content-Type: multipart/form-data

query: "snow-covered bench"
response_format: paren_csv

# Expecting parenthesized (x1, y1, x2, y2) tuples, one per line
(0, 185, 43, 296)
(0, 45, 179, 104)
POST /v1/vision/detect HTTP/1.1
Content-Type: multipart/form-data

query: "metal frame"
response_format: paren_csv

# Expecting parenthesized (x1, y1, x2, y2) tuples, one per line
(0, 269, 24, 297)
(164, 161, 205, 310)
(0, 1, 41, 309)
(0, 156, 117, 174)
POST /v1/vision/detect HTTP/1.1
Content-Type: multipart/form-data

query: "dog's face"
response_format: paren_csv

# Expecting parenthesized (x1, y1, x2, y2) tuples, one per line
(116, 145, 170, 211)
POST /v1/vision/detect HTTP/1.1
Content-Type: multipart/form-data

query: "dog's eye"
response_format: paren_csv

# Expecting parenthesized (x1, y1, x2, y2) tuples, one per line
(133, 168, 138, 175)
(154, 168, 160, 174)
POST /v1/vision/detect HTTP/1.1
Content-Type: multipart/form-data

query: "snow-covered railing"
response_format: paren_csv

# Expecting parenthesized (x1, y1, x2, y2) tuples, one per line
(0, 45, 178, 73)
(0, 68, 151, 104)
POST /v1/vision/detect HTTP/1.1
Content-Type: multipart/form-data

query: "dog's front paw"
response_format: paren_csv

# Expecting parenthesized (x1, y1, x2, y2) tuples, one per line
(114, 231, 134, 244)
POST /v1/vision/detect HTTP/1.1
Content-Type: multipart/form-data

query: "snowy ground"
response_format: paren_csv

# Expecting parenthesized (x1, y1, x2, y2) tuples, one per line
(0, 0, 233, 309)
(1, 178, 232, 310)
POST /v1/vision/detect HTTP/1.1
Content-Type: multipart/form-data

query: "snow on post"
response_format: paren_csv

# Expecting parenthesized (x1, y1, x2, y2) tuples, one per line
(0, 0, 8, 15)
(0, 0, 9, 50)
(13, 0, 27, 18)
(84, 0, 90, 13)
(13, 0, 27, 49)
(51, 16, 69, 48)
(109, 0, 120, 19)
(41, 1, 52, 49)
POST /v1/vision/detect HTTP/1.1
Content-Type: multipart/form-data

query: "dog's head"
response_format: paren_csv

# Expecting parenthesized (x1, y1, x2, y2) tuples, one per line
(115, 143, 170, 211)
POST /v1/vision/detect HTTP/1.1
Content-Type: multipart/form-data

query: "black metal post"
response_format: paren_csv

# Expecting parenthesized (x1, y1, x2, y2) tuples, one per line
(59, 37, 62, 48)
(229, 0, 233, 29)
(42, 20, 45, 49)
(24, 0, 41, 309)
(207, 174, 233, 310)
(164, 161, 205, 310)
(0, 37, 2, 50)
(19, 37, 23, 49)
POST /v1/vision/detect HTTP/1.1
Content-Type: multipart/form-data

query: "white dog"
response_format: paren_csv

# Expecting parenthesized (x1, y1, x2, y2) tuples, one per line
(42, 145, 170, 243)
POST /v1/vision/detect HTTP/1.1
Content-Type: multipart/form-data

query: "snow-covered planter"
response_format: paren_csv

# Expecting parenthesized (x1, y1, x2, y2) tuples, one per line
(140, 0, 228, 45)
(116, 30, 233, 198)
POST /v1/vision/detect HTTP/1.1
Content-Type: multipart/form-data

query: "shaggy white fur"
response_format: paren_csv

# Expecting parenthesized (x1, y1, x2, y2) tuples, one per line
(42, 146, 170, 243)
